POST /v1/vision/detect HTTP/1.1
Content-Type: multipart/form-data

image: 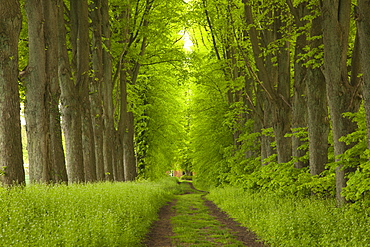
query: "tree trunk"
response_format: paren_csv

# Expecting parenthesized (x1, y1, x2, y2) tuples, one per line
(25, 0, 51, 183)
(101, 0, 115, 181)
(243, 1, 292, 164)
(115, 130, 124, 181)
(288, 1, 308, 168)
(273, 98, 292, 164)
(305, 11, 329, 176)
(71, 0, 97, 182)
(261, 98, 276, 164)
(274, 30, 292, 164)
(124, 111, 137, 181)
(116, 3, 131, 181)
(306, 67, 329, 175)
(116, 0, 153, 181)
(91, 0, 105, 181)
(0, 0, 26, 185)
(253, 85, 264, 162)
(125, 1, 151, 180)
(44, 0, 68, 183)
(357, 0, 370, 150)
(322, 0, 362, 203)
(58, 1, 85, 183)
(119, 67, 137, 181)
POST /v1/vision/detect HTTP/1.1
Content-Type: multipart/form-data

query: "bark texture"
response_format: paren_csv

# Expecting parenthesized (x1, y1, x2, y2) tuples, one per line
(0, 0, 26, 185)
(91, 0, 105, 181)
(306, 8, 329, 175)
(44, 0, 68, 183)
(243, 1, 292, 164)
(58, 1, 85, 183)
(119, 65, 137, 181)
(322, 0, 362, 203)
(117, 3, 131, 181)
(288, 1, 308, 169)
(71, 0, 97, 182)
(25, 0, 50, 183)
(357, 0, 370, 150)
(101, 0, 115, 181)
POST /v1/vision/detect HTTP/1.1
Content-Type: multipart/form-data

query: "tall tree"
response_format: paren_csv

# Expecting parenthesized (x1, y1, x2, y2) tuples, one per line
(357, 0, 370, 150)
(70, 0, 97, 182)
(243, 0, 292, 164)
(0, 0, 26, 185)
(322, 0, 362, 203)
(25, 0, 69, 183)
(24, 0, 50, 182)
(305, 6, 329, 175)
(91, 0, 106, 181)
(44, 0, 68, 183)
(288, 0, 329, 174)
(101, 0, 115, 181)
(287, 0, 308, 169)
(58, 1, 85, 183)
(120, 67, 137, 181)
(115, 0, 154, 181)
(116, 0, 132, 181)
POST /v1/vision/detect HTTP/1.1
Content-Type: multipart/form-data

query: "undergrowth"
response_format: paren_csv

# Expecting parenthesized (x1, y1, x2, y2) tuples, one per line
(0, 177, 180, 247)
(207, 187, 370, 247)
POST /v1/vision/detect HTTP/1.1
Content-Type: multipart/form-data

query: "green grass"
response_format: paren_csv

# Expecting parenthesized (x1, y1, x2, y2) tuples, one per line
(0, 178, 180, 247)
(171, 183, 244, 246)
(207, 187, 370, 247)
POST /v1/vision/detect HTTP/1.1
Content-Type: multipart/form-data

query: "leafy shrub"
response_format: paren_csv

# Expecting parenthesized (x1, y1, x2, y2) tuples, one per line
(222, 125, 337, 198)
(228, 155, 336, 198)
(339, 108, 370, 204)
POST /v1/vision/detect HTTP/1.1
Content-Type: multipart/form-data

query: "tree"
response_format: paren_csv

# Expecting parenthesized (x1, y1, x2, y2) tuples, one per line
(305, 4, 329, 175)
(357, 0, 370, 150)
(113, 0, 159, 181)
(288, 0, 329, 174)
(115, 0, 135, 181)
(0, 0, 26, 185)
(24, 0, 51, 183)
(24, 0, 69, 183)
(243, 0, 292, 164)
(58, 1, 85, 183)
(101, 0, 115, 181)
(322, 0, 362, 203)
(70, 0, 97, 182)
(90, 0, 106, 181)
(287, 0, 309, 169)
(44, 0, 68, 183)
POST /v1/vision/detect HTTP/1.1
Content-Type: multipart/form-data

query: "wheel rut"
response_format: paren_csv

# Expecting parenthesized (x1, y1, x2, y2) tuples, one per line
(143, 182, 266, 247)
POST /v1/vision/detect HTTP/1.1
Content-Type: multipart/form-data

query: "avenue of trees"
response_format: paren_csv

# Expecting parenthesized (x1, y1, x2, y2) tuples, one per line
(187, 0, 370, 204)
(1, 0, 370, 205)
(1, 0, 188, 184)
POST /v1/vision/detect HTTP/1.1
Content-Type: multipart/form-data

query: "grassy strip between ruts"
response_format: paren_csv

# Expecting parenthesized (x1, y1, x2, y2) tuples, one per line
(207, 186, 370, 247)
(0, 178, 181, 247)
(171, 182, 245, 246)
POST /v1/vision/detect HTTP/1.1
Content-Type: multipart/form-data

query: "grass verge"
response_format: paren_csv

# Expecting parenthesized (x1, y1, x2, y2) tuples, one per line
(0, 177, 180, 247)
(207, 186, 370, 247)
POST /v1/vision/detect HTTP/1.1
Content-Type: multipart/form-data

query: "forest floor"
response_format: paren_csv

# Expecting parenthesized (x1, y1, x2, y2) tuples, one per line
(143, 182, 267, 247)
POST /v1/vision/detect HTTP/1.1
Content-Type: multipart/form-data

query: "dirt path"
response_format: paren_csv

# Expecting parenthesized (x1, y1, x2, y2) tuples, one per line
(143, 182, 266, 246)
